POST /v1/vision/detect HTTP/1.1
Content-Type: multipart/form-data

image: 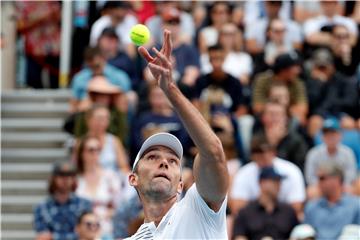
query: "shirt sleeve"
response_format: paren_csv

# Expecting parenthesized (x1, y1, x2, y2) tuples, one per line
(286, 166, 306, 203)
(293, 80, 308, 104)
(230, 169, 252, 200)
(252, 75, 268, 105)
(184, 184, 227, 228)
(344, 148, 357, 184)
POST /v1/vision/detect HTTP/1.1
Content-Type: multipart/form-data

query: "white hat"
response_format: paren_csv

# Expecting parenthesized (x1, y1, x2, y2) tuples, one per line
(132, 132, 183, 171)
(290, 224, 316, 240)
(338, 224, 360, 240)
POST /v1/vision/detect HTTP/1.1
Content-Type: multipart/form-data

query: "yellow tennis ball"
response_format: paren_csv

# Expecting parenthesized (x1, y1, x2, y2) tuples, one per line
(130, 24, 150, 46)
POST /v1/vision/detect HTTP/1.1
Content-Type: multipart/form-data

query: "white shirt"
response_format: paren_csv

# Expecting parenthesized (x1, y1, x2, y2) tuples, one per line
(231, 157, 306, 203)
(89, 14, 138, 48)
(304, 15, 358, 37)
(305, 144, 357, 185)
(200, 52, 253, 78)
(125, 184, 228, 240)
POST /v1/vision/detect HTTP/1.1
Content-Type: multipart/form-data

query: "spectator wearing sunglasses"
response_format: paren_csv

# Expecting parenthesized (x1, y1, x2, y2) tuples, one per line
(304, 161, 360, 240)
(76, 211, 101, 240)
(33, 162, 92, 240)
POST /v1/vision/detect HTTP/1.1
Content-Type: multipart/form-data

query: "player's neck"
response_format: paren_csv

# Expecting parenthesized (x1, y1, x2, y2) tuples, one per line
(142, 194, 178, 226)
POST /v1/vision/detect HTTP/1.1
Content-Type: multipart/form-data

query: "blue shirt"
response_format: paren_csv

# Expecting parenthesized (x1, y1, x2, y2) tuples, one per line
(33, 194, 92, 240)
(71, 64, 131, 100)
(304, 194, 360, 239)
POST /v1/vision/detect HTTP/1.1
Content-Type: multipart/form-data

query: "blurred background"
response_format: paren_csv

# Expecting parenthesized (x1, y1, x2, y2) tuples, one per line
(1, 1, 360, 240)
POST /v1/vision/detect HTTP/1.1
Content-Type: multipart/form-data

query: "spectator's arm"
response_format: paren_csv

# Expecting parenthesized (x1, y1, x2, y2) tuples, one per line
(229, 199, 248, 217)
(245, 39, 263, 55)
(36, 232, 52, 240)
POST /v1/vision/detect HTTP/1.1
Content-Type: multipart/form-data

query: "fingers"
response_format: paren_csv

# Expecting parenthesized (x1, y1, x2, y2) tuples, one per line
(148, 63, 170, 77)
(138, 46, 154, 62)
(152, 47, 172, 69)
(163, 30, 172, 58)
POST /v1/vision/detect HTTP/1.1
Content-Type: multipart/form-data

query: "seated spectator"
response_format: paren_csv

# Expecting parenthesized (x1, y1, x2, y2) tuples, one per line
(289, 224, 316, 240)
(97, 27, 140, 90)
(130, 84, 189, 165)
(75, 136, 134, 239)
(252, 52, 308, 124)
(305, 118, 357, 199)
(75, 211, 101, 240)
(198, 2, 232, 54)
(201, 23, 253, 86)
(305, 48, 359, 136)
(254, 101, 308, 171)
(245, 1, 302, 55)
(160, 7, 200, 88)
(230, 136, 305, 218)
(89, 1, 137, 58)
(33, 162, 92, 240)
(193, 44, 248, 117)
(304, 1, 358, 48)
(113, 195, 143, 239)
(77, 105, 130, 173)
(70, 47, 131, 113)
(146, 2, 195, 46)
(264, 18, 295, 66)
(232, 167, 299, 240)
(331, 24, 360, 77)
(304, 162, 360, 239)
(72, 76, 129, 145)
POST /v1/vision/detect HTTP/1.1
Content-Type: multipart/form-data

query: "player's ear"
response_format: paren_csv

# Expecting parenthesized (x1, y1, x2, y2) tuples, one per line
(129, 172, 138, 187)
(177, 180, 183, 195)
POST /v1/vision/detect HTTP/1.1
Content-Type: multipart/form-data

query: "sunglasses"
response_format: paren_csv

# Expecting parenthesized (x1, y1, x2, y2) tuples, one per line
(334, 34, 350, 40)
(318, 175, 330, 181)
(83, 221, 100, 230)
(85, 147, 101, 153)
(165, 19, 180, 25)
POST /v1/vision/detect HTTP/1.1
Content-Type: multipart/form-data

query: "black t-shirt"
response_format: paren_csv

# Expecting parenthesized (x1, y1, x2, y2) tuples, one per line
(232, 200, 299, 240)
(192, 73, 247, 113)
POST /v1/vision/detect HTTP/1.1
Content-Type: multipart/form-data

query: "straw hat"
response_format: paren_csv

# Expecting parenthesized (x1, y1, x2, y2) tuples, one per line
(87, 76, 122, 95)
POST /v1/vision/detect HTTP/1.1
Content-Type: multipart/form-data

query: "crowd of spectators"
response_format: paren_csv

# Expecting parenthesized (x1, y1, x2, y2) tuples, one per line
(19, 1, 360, 240)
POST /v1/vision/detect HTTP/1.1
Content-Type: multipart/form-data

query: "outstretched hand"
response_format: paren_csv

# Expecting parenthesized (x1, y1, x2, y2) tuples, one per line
(138, 30, 174, 91)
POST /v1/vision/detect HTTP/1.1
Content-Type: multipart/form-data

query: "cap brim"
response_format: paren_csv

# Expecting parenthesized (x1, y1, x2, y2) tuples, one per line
(132, 133, 183, 171)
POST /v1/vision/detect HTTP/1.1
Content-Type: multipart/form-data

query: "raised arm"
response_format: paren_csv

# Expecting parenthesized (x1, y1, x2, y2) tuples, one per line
(138, 30, 229, 211)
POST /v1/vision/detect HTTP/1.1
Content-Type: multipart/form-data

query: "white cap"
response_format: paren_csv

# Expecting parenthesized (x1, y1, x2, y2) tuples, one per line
(132, 132, 183, 171)
(290, 224, 316, 240)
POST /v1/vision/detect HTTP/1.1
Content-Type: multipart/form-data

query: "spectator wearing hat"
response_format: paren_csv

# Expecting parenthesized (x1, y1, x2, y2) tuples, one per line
(305, 48, 359, 137)
(97, 27, 140, 90)
(70, 76, 129, 147)
(33, 162, 92, 240)
(89, 1, 138, 58)
(305, 118, 357, 199)
(252, 52, 308, 124)
(232, 166, 299, 240)
(304, 162, 360, 240)
(75, 211, 101, 240)
(230, 135, 305, 219)
(70, 47, 131, 113)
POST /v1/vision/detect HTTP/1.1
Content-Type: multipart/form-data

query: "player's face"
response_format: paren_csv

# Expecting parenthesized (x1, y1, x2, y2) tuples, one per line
(130, 146, 183, 200)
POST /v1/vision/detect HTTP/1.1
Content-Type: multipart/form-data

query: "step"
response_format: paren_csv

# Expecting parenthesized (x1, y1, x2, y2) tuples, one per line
(2, 180, 47, 195)
(1, 163, 53, 180)
(2, 132, 69, 148)
(1, 230, 35, 240)
(2, 118, 64, 132)
(2, 148, 68, 160)
(1, 214, 33, 231)
(2, 102, 70, 118)
(2, 195, 46, 214)
(1, 89, 71, 102)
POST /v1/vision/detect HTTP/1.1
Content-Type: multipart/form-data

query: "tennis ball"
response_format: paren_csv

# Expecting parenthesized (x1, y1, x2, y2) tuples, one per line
(130, 24, 150, 46)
